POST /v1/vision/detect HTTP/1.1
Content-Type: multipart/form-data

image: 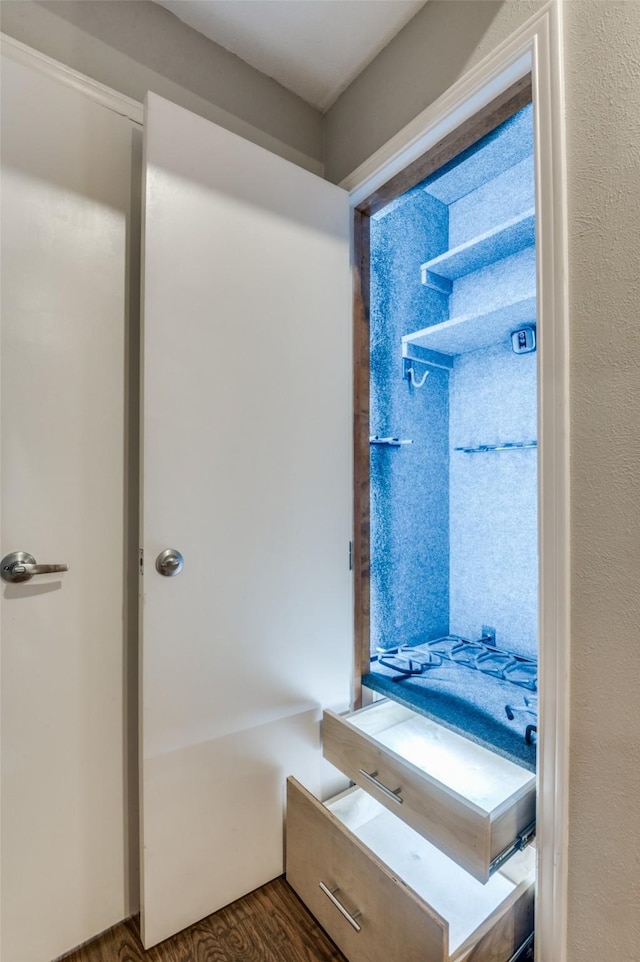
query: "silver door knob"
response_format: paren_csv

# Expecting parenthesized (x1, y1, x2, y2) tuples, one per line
(1, 551, 69, 584)
(156, 548, 184, 576)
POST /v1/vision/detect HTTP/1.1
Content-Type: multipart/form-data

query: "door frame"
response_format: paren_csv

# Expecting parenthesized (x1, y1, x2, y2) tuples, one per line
(350, 71, 533, 703)
(341, 3, 569, 961)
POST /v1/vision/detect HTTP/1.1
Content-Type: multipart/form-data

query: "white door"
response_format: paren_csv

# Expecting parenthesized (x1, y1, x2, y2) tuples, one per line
(1, 52, 138, 962)
(141, 93, 353, 947)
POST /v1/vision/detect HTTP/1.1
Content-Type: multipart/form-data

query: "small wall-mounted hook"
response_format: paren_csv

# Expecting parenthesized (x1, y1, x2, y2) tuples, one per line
(402, 357, 430, 388)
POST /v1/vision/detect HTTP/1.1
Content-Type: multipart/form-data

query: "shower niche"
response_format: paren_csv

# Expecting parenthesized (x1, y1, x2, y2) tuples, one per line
(365, 103, 538, 773)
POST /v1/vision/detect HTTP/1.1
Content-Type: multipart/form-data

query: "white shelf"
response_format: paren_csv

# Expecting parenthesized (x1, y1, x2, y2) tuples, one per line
(420, 207, 535, 293)
(402, 294, 536, 359)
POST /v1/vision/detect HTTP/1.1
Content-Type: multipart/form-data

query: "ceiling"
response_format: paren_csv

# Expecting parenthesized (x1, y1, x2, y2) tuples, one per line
(154, 1, 427, 111)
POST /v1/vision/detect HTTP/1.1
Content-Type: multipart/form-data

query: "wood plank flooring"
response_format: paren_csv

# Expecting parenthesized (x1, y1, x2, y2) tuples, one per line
(63, 877, 347, 962)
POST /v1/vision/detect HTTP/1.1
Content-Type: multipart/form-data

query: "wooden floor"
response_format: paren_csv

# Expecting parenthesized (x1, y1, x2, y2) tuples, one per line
(64, 877, 347, 962)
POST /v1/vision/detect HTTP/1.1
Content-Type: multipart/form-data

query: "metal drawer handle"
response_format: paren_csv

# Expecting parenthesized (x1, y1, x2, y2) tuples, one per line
(319, 882, 362, 932)
(1, 552, 69, 584)
(358, 769, 403, 804)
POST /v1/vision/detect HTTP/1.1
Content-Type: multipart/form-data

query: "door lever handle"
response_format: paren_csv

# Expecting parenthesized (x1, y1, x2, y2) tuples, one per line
(1, 552, 69, 584)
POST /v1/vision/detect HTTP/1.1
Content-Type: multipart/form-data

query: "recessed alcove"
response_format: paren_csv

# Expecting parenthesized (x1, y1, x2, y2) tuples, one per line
(366, 103, 538, 770)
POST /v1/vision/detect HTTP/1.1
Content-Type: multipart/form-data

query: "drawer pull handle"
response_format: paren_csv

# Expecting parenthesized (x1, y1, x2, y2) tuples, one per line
(319, 882, 362, 932)
(358, 769, 403, 804)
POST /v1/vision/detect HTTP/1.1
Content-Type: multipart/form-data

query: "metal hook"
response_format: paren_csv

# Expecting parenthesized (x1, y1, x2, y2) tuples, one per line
(402, 356, 430, 388)
(408, 366, 430, 388)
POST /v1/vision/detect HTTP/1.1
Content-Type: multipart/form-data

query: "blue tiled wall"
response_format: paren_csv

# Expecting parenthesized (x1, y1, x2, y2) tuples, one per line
(370, 190, 450, 652)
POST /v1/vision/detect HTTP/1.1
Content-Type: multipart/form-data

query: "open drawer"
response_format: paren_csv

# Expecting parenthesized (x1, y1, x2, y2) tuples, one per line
(323, 701, 535, 882)
(286, 778, 534, 962)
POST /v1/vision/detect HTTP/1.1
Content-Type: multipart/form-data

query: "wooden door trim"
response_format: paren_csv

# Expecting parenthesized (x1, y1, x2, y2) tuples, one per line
(352, 209, 370, 708)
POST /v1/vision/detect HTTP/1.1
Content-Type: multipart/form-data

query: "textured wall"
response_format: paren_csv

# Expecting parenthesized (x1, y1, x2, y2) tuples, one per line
(448, 154, 534, 246)
(371, 118, 537, 661)
(447, 122, 537, 660)
(563, 2, 640, 957)
(323, 0, 545, 184)
(449, 342, 537, 658)
(0, 0, 323, 171)
(370, 190, 450, 651)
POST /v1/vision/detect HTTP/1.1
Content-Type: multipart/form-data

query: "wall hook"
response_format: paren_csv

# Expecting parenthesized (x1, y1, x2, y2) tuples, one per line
(402, 357, 430, 388)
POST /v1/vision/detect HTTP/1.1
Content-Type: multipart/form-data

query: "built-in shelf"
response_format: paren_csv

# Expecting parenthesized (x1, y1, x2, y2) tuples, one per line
(420, 207, 536, 294)
(402, 293, 536, 360)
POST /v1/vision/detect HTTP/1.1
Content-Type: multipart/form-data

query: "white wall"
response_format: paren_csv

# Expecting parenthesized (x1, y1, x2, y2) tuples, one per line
(323, 0, 545, 184)
(0, 0, 323, 174)
(563, 1, 640, 955)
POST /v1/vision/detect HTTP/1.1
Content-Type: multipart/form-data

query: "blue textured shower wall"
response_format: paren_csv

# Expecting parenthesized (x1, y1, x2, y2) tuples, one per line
(370, 189, 450, 651)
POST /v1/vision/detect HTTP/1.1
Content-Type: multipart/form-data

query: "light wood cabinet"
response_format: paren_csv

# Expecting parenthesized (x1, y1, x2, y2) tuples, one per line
(286, 699, 535, 960)
(322, 702, 535, 883)
(286, 778, 534, 962)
